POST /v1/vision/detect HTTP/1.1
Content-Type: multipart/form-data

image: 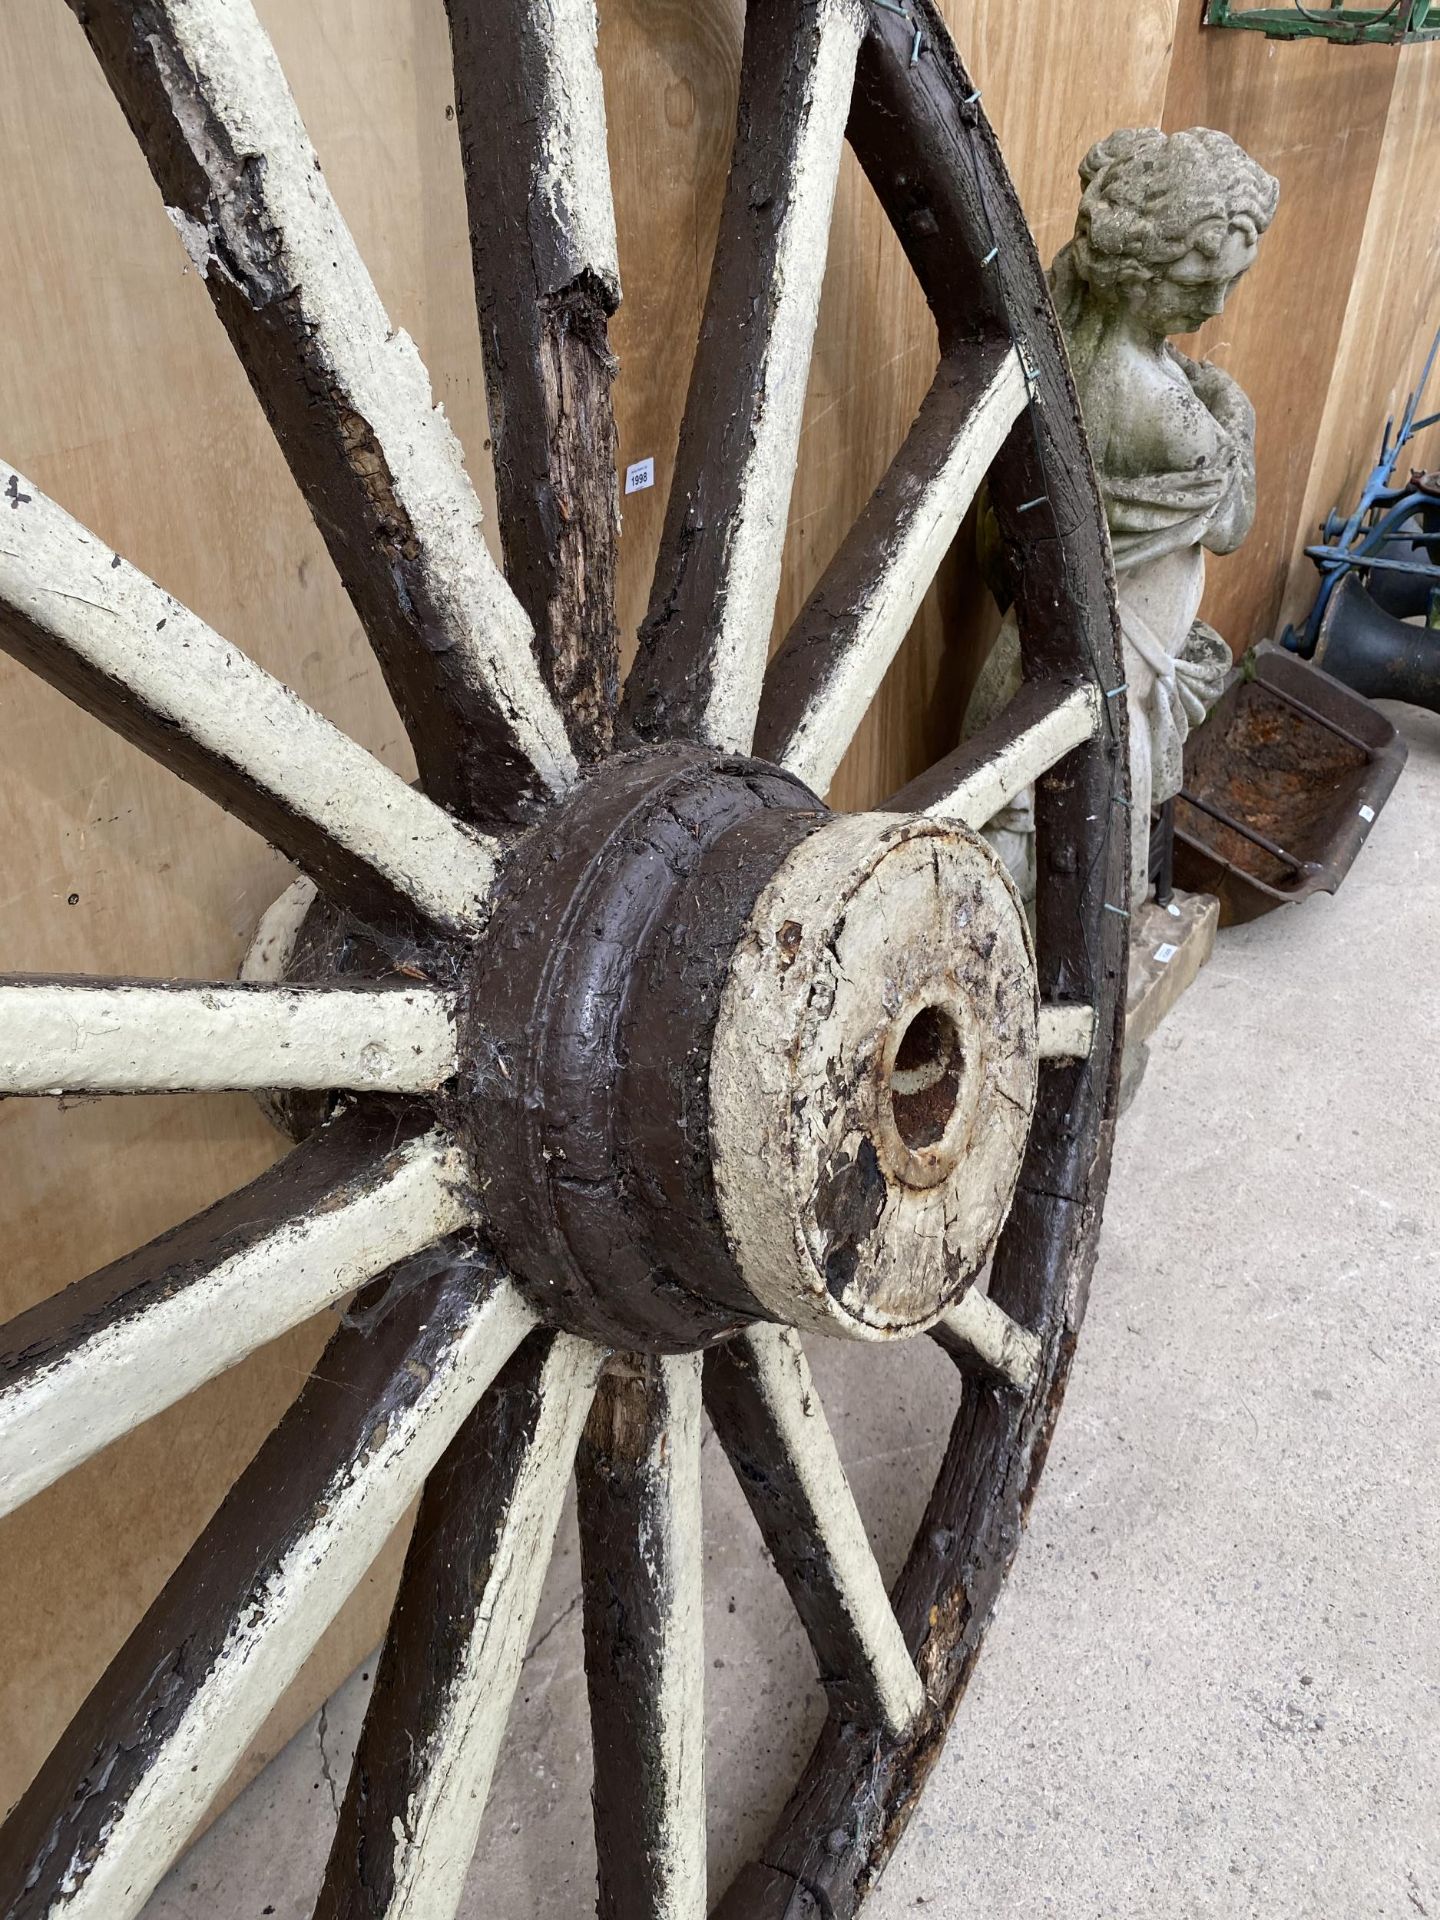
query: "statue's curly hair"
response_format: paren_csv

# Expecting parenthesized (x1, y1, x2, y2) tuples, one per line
(1051, 127, 1279, 323)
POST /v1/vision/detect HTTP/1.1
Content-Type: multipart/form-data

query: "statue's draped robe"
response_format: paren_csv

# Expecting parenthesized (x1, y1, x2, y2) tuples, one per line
(966, 384, 1242, 902)
(1104, 446, 1237, 892)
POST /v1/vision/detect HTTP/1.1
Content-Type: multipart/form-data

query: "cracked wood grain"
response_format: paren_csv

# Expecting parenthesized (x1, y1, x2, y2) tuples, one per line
(578, 1353, 707, 1920)
(445, 0, 622, 760)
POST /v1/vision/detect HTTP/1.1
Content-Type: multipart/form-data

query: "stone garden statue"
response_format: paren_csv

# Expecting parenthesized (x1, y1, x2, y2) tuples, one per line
(968, 127, 1280, 903)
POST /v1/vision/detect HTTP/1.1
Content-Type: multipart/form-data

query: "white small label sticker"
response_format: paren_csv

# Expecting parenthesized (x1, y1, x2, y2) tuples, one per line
(1166, 900, 1182, 918)
(1358, 803, 1376, 824)
(625, 457, 655, 495)
(1154, 942, 1179, 965)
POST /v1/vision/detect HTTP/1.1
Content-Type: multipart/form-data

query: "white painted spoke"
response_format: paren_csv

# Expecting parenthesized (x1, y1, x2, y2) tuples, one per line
(239, 875, 318, 984)
(72, 0, 576, 815)
(625, 0, 866, 755)
(936, 1288, 1041, 1394)
(699, 0, 861, 753)
(467, 0, 619, 297)
(444, 0, 622, 753)
(1038, 1002, 1097, 1062)
(920, 682, 1102, 829)
(0, 1113, 477, 1519)
(0, 473, 498, 931)
(763, 347, 1030, 793)
(579, 1354, 707, 1920)
(0, 976, 457, 1096)
(317, 1334, 604, 1920)
(706, 1325, 924, 1737)
(0, 1269, 538, 1920)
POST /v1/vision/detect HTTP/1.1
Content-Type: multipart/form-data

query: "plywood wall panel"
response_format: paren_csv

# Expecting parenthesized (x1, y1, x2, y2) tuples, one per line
(1281, 42, 1440, 633)
(601, 0, 745, 657)
(950, 0, 1183, 262)
(1159, 23, 1399, 654)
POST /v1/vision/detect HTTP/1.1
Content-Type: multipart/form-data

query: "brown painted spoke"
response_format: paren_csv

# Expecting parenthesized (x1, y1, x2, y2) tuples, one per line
(0, 1265, 537, 1920)
(316, 1331, 604, 1920)
(931, 1286, 1042, 1394)
(0, 976, 457, 1097)
(445, 0, 621, 759)
(705, 1327, 924, 1738)
(623, 0, 866, 755)
(578, 1354, 706, 1920)
(885, 675, 1103, 830)
(68, 0, 575, 821)
(755, 342, 1030, 793)
(0, 1106, 476, 1520)
(0, 472, 496, 933)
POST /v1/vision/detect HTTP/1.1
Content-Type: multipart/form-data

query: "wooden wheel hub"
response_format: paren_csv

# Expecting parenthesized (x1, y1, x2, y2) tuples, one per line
(710, 811, 1038, 1341)
(464, 746, 1033, 1352)
(462, 744, 817, 1352)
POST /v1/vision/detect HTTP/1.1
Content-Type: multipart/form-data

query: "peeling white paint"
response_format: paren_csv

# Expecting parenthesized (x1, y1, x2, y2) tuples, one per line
(732, 1326, 924, 1736)
(147, 0, 576, 797)
(164, 203, 214, 275)
(701, 0, 865, 755)
(1037, 1002, 1096, 1061)
(927, 683, 1102, 830)
(379, 1336, 607, 1920)
(781, 350, 1030, 794)
(0, 1130, 478, 1520)
(711, 813, 1038, 1340)
(0, 475, 499, 930)
(533, 0, 620, 300)
(634, 1353, 706, 1920)
(0, 978, 458, 1095)
(939, 1287, 1041, 1393)
(38, 1278, 539, 1920)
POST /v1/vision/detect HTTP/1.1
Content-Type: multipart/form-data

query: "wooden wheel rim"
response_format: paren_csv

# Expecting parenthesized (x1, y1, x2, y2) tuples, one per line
(0, 4, 1126, 1918)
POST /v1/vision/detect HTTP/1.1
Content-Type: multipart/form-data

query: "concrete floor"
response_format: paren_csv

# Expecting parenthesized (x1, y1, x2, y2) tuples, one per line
(145, 702, 1440, 1920)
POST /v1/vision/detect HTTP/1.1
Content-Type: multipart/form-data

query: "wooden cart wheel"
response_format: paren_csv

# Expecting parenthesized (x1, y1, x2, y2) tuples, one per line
(0, 2, 1126, 1915)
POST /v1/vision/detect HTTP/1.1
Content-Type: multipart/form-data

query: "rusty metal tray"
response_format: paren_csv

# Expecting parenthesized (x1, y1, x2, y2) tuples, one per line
(1171, 644, 1408, 925)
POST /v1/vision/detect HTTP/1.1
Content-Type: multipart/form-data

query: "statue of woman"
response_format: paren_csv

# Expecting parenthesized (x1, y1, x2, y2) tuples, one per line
(968, 127, 1280, 903)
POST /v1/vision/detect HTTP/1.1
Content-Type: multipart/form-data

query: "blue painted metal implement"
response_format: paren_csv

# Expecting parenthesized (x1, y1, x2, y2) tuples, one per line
(1284, 325, 1440, 660)
(1204, 0, 1440, 42)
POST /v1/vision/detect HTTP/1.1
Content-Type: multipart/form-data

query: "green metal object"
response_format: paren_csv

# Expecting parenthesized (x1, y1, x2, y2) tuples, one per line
(1204, 0, 1440, 41)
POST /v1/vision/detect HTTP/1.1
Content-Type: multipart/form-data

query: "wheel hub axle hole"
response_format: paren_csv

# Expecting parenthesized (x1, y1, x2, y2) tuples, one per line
(889, 1004, 964, 1150)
